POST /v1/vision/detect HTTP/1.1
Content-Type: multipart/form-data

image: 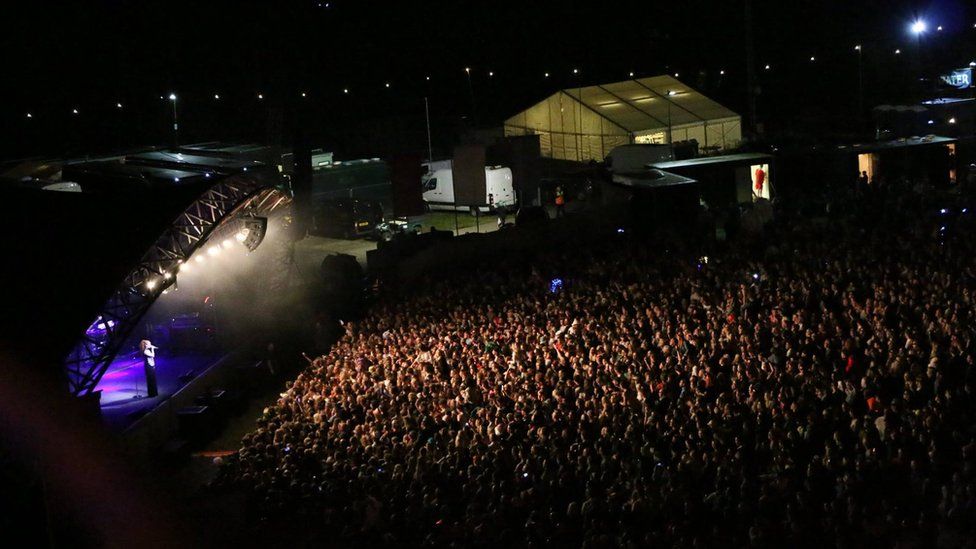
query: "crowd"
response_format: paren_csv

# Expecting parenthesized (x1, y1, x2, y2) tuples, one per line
(221, 182, 976, 547)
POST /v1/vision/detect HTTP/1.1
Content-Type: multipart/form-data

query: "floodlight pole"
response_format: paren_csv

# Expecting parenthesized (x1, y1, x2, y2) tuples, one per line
(424, 97, 433, 162)
(170, 96, 180, 147)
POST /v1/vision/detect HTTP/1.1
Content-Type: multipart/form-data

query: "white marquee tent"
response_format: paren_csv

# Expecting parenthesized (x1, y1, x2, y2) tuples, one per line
(504, 75, 742, 162)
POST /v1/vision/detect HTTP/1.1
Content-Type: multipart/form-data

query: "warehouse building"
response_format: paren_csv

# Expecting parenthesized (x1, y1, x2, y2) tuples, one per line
(504, 75, 742, 162)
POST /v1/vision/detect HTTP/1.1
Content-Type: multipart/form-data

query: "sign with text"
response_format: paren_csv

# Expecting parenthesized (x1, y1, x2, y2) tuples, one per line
(940, 68, 973, 89)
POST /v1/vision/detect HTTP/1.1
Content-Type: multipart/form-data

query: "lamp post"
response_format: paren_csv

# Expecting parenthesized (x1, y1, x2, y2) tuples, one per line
(168, 93, 179, 147)
(855, 45, 864, 131)
(666, 90, 676, 158)
(464, 67, 478, 127)
(911, 19, 927, 100)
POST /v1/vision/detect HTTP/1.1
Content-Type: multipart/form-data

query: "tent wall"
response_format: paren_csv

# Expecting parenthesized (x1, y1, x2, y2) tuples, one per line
(504, 93, 630, 163)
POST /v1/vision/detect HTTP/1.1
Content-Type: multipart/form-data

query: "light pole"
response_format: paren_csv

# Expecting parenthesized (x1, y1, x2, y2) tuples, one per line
(465, 67, 478, 127)
(666, 90, 676, 158)
(855, 45, 864, 131)
(911, 19, 927, 100)
(168, 93, 179, 147)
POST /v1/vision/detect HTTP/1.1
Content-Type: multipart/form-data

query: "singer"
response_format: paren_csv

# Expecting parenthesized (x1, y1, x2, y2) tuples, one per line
(140, 339, 159, 397)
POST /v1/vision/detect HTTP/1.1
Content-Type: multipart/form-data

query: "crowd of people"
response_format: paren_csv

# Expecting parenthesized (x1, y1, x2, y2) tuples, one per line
(220, 181, 976, 547)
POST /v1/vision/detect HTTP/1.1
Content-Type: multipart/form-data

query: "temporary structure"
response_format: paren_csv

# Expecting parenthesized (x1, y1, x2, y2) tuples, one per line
(504, 75, 741, 162)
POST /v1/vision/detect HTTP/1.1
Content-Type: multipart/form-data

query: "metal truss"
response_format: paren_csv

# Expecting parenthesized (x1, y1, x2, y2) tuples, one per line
(64, 175, 288, 396)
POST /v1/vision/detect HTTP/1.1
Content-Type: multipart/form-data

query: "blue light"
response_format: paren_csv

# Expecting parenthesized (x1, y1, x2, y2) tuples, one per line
(940, 208, 948, 214)
(549, 278, 564, 294)
(616, 228, 625, 234)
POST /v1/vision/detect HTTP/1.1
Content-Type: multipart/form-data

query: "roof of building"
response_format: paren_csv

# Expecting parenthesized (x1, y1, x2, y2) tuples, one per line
(651, 153, 773, 170)
(508, 75, 740, 134)
(839, 135, 957, 153)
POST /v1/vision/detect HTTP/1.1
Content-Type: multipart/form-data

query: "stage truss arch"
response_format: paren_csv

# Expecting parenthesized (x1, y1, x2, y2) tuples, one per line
(64, 175, 291, 396)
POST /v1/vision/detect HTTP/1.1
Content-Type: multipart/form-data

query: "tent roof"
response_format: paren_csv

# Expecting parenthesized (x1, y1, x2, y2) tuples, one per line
(511, 75, 740, 133)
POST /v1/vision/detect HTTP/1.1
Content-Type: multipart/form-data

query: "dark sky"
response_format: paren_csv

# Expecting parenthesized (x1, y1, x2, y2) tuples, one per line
(2, 0, 974, 158)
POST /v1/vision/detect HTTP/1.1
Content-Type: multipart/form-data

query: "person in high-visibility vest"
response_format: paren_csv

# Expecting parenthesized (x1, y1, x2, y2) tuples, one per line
(555, 186, 566, 217)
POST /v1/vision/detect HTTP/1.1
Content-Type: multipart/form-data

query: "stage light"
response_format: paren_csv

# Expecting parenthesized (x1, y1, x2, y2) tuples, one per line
(241, 217, 268, 252)
(928, 120, 935, 125)
(949, 117, 957, 124)
(343, 88, 349, 94)
(235, 230, 248, 243)
(163, 271, 172, 279)
(764, 64, 771, 70)
(549, 278, 564, 294)
(895, 49, 901, 55)
(257, 93, 264, 99)
(426, 76, 430, 81)
(195, 255, 205, 263)
(854, 45, 861, 51)
(301, 92, 307, 97)
(222, 238, 234, 249)
(544, 72, 549, 78)
(667, 90, 677, 96)
(116, 102, 123, 108)
(752, 273, 760, 280)
(465, 67, 471, 74)
(809, 56, 816, 62)
(674, 72, 679, 77)
(169, 93, 177, 101)
(385, 82, 390, 88)
(573, 68, 579, 74)
(489, 71, 494, 77)
(208, 245, 221, 256)
(911, 20, 926, 35)
(214, 93, 220, 99)
(971, 62, 976, 67)
(146, 280, 157, 290)
(937, 25, 943, 31)
(179, 262, 190, 273)
(26, 113, 32, 118)
(719, 69, 725, 75)
(173, 177, 180, 182)
(629, 72, 634, 77)
(72, 108, 79, 114)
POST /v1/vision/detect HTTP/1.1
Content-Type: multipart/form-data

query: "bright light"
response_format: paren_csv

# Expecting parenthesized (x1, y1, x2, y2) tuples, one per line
(385, 82, 390, 88)
(258, 93, 264, 99)
(173, 177, 180, 182)
(573, 68, 579, 74)
(195, 255, 205, 263)
(301, 92, 307, 97)
(928, 119, 935, 125)
(674, 72, 679, 77)
(488, 71, 494, 77)
(222, 238, 234, 249)
(179, 262, 190, 273)
(971, 62, 976, 67)
(544, 72, 549, 78)
(465, 67, 470, 73)
(425, 76, 430, 81)
(208, 246, 221, 256)
(116, 102, 123, 108)
(855, 44, 861, 51)
(146, 280, 157, 290)
(719, 69, 725, 75)
(949, 117, 957, 124)
(169, 93, 177, 101)
(235, 230, 248, 243)
(911, 20, 926, 35)
(26, 113, 32, 118)
(895, 49, 901, 55)
(809, 56, 816, 62)
(214, 94, 220, 99)
(764, 64, 771, 70)
(72, 108, 79, 114)
(937, 25, 943, 31)
(667, 90, 677, 96)
(163, 271, 172, 279)
(629, 71, 634, 77)
(343, 88, 349, 94)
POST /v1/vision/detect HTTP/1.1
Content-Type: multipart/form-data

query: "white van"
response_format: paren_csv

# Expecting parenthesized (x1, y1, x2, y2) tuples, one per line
(422, 164, 516, 214)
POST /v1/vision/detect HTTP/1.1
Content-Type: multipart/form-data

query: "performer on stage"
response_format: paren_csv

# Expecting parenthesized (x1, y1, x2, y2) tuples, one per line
(140, 339, 159, 397)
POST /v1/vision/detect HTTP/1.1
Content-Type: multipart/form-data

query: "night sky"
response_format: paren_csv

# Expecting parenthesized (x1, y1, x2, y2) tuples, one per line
(3, 0, 974, 159)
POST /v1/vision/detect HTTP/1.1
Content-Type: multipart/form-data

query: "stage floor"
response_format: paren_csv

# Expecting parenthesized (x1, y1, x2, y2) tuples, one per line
(96, 352, 222, 431)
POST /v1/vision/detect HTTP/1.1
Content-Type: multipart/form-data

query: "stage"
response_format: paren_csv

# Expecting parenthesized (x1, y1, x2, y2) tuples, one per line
(96, 352, 223, 431)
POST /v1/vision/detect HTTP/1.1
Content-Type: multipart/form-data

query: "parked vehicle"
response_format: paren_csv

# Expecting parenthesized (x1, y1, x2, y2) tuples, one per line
(309, 198, 384, 239)
(422, 164, 516, 214)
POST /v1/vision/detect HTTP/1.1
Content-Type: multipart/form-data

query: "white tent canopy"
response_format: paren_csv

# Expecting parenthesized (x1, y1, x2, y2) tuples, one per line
(504, 75, 742, 162)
